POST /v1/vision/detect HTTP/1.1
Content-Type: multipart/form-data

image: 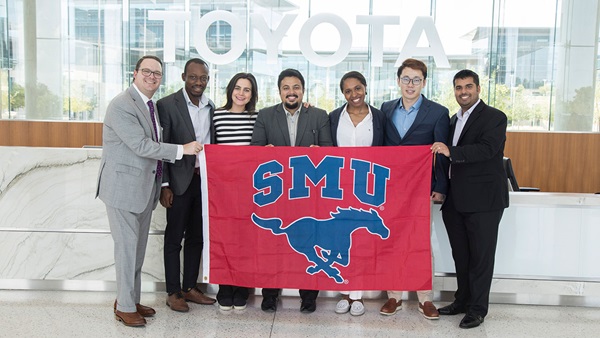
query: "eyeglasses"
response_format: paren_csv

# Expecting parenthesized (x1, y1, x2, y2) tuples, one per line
(187, 75, 209, 83)
(399, 77, 423, 85)
(140, 68, 163, 78)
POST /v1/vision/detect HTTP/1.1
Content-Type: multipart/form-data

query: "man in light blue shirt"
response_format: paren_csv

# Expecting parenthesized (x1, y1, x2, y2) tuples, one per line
(380, 58, 450, 320)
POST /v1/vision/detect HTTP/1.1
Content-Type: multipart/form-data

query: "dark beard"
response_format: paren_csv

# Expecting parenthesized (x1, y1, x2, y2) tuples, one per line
(284, 101, 299, 110)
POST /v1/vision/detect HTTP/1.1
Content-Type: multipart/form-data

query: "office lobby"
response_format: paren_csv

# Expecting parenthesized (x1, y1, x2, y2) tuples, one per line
(1, 0, 600, 337)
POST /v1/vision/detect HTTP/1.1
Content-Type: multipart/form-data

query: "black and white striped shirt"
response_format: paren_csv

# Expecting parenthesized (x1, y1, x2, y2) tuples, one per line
(213, 109, 258, 145)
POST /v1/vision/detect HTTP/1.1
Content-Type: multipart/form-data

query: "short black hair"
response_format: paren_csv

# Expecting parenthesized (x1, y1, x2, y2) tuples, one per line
(184, 58, 209, 75)
(453, 69, 480, 87)
(277, 68, 305, 90)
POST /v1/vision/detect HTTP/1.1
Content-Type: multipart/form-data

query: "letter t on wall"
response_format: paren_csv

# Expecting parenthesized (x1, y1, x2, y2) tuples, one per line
(356, 15, 400, 68)
(149, 10, 191, 63)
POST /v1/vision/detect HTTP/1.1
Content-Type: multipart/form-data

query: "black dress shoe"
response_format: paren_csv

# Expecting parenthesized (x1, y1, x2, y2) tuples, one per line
(300, 299, 316, 313)
(459, 313, 484, 329)
(438, 303, 467, 315)
(261, 296, 277, 312)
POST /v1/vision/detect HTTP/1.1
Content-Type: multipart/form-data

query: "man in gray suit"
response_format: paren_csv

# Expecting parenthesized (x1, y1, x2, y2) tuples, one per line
(250, 68, 333, 313)
(96, 55, 201, 327)
(157, 58, 216, 312)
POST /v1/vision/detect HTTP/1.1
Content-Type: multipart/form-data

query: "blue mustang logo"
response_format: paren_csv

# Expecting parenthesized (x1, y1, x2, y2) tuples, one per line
(251, 207, 390, 283)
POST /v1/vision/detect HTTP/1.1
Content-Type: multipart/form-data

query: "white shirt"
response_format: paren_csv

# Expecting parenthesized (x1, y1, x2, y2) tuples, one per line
(182, 89, 211, 166)
(336, 106, 373, 147)
(452, 99, 481, 146)
(284, 106, 301, 146)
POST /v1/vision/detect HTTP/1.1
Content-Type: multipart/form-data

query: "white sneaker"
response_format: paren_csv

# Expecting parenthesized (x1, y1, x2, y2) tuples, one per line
(335, 298, 351, 314)
(350, 300, 365, 316)
(218, 302, 233, 311)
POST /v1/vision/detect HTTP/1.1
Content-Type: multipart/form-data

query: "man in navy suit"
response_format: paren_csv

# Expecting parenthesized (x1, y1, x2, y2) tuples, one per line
(432, 69, 508, 329)
(379, 58, 450, 320)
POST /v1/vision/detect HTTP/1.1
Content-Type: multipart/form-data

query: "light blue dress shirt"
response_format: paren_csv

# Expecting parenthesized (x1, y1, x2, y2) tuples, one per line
(391, 95, 423, 138)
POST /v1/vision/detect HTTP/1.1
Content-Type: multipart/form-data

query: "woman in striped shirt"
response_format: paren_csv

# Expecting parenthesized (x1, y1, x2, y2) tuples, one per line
(214, 72, 258, 311)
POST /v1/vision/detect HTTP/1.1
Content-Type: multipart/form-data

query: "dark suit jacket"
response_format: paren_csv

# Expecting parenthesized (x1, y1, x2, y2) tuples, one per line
(157, 89, 215, 196)
(329, 104, 386, 146)
(381, 95, 450, 195)
(250, 103, 333, 146)
(444, 100, 509, 213)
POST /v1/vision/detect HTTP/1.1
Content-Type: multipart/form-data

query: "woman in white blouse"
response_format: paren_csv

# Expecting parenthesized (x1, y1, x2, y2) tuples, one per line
(328, 71, 387, 316)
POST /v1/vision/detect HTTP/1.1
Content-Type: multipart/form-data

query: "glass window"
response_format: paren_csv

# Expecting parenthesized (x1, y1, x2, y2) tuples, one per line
(0, 0, 598, 132)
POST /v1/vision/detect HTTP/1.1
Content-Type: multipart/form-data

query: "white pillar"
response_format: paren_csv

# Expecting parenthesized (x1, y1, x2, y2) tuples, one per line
(553, 0, 600, 131)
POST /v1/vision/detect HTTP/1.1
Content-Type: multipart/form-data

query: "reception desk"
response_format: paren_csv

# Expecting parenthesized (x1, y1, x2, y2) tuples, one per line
(1, 146, 599, 306)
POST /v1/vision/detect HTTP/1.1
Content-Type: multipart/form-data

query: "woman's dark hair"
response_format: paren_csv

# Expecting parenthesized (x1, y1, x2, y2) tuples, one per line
(339, 71, 367, 92)
(218, 72, 259, 112)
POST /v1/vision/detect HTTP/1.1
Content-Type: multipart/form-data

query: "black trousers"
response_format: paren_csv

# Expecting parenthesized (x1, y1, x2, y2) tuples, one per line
(442, 195, 503, 318)
(164, 173, 203, 294)
(262, 288, 319, 301)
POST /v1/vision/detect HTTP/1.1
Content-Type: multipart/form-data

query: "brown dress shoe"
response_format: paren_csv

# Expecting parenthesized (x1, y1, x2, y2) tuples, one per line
(379, 298, 402, 316)
(115, 310, 146, 327)
(113, 301, 156, 317)
(419, 301, 440, 320)
(166, 292, 190, 312)
(136, 303, 156, 317)
(183, 286, 216, 305)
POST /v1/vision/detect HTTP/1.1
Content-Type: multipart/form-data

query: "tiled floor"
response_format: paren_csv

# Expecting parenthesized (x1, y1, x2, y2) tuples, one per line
(1, 290, 600, 337)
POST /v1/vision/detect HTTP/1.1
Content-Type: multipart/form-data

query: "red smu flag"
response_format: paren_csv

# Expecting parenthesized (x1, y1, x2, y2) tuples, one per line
(200, 145, 432, 291)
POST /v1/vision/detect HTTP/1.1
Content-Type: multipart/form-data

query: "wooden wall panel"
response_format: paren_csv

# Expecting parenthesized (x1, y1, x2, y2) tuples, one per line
(505, 132, 600, 193)
(0, 121, 102, 148)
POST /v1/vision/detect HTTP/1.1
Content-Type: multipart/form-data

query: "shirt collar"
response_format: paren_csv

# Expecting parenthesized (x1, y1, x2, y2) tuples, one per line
(182, 88, 208, 108)
(132, 83, 151, 104)
(399, 95, 423, 112)
(457, 99, 481, 119)
(283, 104, 301, 116)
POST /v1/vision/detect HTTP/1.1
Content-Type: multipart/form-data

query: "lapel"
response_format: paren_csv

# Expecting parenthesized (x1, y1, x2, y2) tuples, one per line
(275, 104, 292, 146)
(370, 105, 382, 145)
(384, 99, 402, 142)
(330, 105, 343, 146)
(207, 100, 216, 143)
(128, 86, 156, 141)
(457, 100, 485, 144)
(295, 105, 310, 146)
(402, 95, 429, 140)
(449, 114, 458, 143)
(174, 89, 196, 140)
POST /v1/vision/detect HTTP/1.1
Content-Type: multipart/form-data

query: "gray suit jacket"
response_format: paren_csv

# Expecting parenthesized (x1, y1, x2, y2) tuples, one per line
(96, 85, 179, 213)
(156, 89, 215, 195)
(250, 103, 333, 146)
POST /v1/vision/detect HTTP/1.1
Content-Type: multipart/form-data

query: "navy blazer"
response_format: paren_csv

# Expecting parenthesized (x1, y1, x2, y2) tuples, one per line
(381, 94, 450, 195)
(329, 104, 386, 146)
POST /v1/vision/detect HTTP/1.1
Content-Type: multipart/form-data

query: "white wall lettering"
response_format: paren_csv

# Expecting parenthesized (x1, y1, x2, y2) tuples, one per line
(151, 10, 450, 68)
(396, 16, 450, 68)
(195, 10, 246, 65)
(148, 10, 190, 63)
